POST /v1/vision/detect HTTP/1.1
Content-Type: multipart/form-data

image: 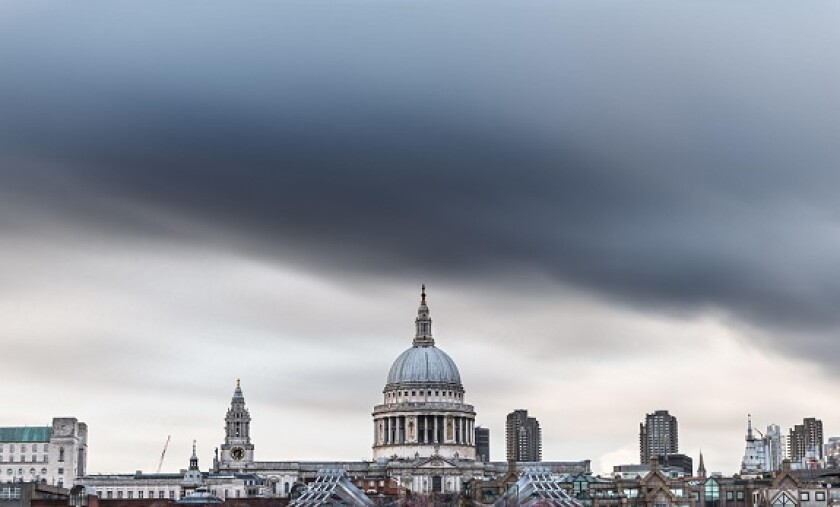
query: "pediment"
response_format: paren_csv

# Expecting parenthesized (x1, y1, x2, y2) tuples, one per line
(773, 472, 801, 489)
(413, 454, 460, 469)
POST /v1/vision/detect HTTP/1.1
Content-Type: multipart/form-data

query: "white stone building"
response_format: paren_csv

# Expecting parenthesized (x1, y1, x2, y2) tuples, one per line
(0, 417, 88, 488)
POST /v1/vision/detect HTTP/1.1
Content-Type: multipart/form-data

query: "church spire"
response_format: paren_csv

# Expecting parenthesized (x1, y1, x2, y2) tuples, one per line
(189, 440, 199, 470)
(233, 378, 243, 400)
(698, 450, 706, 478)
(413, 285, 434, 347)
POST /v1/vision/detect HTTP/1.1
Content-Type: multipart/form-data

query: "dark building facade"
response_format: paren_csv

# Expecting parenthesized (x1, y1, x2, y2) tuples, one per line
(640, 410, 678, 464)
(505, 410, 541, 462)
(657, 454, 693, 477)
(474, 427, 490, 462)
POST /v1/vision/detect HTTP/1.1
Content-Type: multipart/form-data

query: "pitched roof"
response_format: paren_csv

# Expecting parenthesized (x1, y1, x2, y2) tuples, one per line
(0, 427, 52, 442)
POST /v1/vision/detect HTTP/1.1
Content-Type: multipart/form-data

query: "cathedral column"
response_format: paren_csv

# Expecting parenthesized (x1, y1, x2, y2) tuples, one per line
(466, 418, 470, 444)
(433, 415, 439, 444)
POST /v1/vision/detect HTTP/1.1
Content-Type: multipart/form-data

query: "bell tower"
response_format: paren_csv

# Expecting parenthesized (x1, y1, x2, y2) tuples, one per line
(219, 379, 254, 467)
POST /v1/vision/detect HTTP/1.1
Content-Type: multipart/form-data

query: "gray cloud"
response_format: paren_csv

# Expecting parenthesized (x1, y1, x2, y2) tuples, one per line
(2, 0, 840, 371)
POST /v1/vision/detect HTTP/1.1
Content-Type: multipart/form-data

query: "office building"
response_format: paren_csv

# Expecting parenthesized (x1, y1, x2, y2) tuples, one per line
(0, 418, 87, 488)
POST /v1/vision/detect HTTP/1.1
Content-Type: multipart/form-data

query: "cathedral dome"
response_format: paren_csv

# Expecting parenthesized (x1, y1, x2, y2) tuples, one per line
(373, 286, 476, 463)
(386, 345, 461, 387)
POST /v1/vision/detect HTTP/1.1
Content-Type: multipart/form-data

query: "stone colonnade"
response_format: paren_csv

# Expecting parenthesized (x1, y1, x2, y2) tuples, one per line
(376, 415, 474, 446)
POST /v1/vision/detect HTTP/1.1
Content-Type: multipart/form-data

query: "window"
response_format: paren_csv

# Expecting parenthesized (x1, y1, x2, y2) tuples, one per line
(705, 479, 720, 503)
(9, 445, 14, 453)
(0, 488, 22, 500)
(41, 468, 47, 475)
(107, 492, 113, 499)
(117, 491, 123, 499)
(32, 445, 38, 452)
(58, 468, 64, 475)
(773, 492, 796, 507)
(128, 491, 133, 499)
(169, 491, 175, 499)
(159, 491, 165, 499)
(816, 492, 825, 501)
(43, 455, 48, 463)
(59, 447, 65, 462)
(737, 492, 745, 501)
(727, 492, 734, 500)
(21, 445, 26, 453)
(235, 490, 240, 498)
(800, 493, 810, 501)
(411, 391, 416, 396)
(138, 491, 144, 499)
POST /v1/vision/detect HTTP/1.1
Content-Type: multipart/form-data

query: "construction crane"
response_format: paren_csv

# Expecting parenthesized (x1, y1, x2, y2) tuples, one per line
(156, 435, 171, 473)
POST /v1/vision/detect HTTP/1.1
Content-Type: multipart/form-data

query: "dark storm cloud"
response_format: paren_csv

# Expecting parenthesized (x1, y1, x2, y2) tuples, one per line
(2, 2, 840, 359)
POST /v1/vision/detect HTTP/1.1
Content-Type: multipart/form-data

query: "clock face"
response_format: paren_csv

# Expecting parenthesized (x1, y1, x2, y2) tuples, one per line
(231, 447, 244, 461)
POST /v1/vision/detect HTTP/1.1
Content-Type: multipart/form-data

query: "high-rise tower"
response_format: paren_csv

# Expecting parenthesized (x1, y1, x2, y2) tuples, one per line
(220, 379, 254, 467)
(788, 417, 823, 463)
(506, 410, 542, 462)
(640, 410, 678, 464)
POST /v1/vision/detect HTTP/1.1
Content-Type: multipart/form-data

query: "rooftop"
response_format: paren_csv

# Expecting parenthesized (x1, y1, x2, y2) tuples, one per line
(0, 427, 52, 442)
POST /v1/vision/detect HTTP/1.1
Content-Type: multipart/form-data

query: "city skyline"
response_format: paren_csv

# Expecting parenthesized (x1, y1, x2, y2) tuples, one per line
(2, 0, 840, 481)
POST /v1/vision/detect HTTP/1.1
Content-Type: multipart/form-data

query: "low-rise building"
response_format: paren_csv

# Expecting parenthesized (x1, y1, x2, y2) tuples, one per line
(0, 418, 88, 488)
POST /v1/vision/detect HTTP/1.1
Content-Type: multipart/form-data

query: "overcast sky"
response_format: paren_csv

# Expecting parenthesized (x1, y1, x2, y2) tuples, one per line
(2, 0, 840, 476)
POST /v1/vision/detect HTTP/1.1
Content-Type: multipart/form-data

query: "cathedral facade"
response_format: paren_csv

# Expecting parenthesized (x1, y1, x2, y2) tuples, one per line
(80, 288, 589, 499)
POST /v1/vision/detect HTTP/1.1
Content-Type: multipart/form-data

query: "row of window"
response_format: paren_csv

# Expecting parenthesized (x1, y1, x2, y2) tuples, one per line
(800, 491, 826, 501)
(387, 390, 463, 400)
(723, 491, 746, 501)
(0, 487, 22, 500)
(0, 446, 64, 461)
(4, 467, 61, 476)
(0, 444, 47, 453)
(0, 455, 49, 463)
(99, 489, 244, 500)
(104, 490, 175, 499)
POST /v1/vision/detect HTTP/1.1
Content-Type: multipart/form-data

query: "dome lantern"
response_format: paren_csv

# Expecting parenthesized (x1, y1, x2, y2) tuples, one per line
(413, 284, 434, 346)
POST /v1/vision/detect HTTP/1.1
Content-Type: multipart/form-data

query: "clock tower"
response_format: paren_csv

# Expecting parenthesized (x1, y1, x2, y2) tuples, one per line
(219, 379, 254, 467)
